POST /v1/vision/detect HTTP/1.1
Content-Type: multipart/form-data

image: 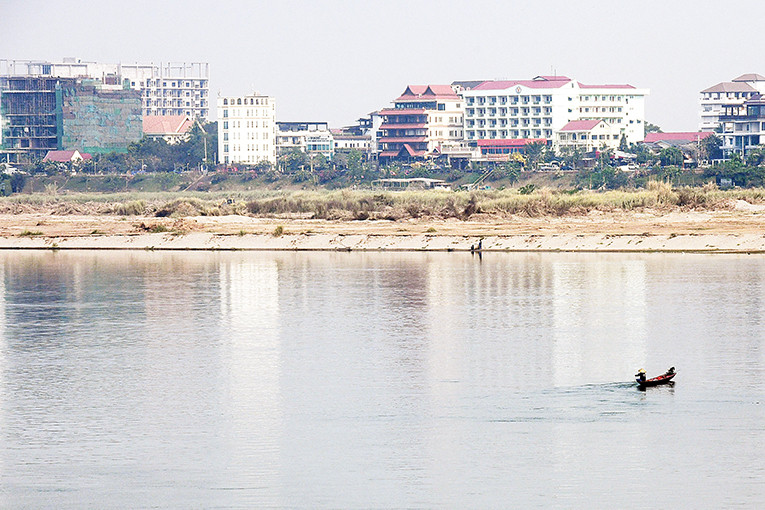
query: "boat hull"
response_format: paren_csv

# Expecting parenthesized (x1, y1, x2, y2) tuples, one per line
(636, 372, 676, 387)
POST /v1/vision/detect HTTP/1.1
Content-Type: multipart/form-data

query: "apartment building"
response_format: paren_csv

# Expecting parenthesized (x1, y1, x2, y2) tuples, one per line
(1, 59, 210, 120)
(460, 75, 648, 148)
(716, 93, 765, 159)
(217, 92, 276, 166)
(276, 121, 334, 159)
(378, 85, 464, 161)
(699, 74, 765, 132)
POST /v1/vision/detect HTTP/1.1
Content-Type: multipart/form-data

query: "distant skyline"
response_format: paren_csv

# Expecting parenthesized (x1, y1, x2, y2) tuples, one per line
(4, 0, 765, 131)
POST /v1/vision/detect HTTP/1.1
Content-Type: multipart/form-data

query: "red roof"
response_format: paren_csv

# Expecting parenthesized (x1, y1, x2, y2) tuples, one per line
(643, 132, 713, 143)
(474, 79, 571, 91)
(43, 150, 92, 162)
(476, 138, 547, 147)
(559, 120, 603, 131)
(143, 115, 194, 136)
(379, 144, 426, 158)
(395, 84, 459, 101)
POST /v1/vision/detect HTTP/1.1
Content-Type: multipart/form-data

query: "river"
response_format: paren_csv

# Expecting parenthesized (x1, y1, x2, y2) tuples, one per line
(0, 251, 762, 508)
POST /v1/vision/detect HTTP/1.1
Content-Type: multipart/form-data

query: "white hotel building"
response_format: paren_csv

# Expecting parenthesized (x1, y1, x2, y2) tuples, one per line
(217, 92, 276, 166)
(460, 75, 648, 147)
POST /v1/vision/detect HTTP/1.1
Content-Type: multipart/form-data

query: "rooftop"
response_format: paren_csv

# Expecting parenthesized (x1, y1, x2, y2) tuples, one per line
(559, 119, 604, 131)
(732, 73, 765, 82)
(395, 84, 459, 101)
(643, 132, 713, 143)
(142, 115, 193, 136)
(701, 82, 756, 93)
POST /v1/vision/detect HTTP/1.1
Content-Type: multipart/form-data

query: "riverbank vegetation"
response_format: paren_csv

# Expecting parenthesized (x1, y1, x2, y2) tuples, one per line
(1, 182, 763, 220)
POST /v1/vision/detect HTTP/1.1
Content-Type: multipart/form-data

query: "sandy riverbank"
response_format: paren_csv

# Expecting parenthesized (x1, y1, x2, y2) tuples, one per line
(1, 201, 764, 252)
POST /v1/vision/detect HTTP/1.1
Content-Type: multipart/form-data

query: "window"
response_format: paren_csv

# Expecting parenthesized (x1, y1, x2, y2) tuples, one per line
(223, 110, 228, 118)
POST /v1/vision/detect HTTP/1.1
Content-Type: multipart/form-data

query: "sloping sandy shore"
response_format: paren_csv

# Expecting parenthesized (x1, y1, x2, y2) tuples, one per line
(1, 204, 764, 253)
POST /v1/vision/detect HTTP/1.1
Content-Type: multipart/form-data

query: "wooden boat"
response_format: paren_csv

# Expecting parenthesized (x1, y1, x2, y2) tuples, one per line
(636, 367, 676, 387)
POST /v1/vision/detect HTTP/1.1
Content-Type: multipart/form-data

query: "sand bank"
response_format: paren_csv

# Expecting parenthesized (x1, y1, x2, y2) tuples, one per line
(0, 207, 763, 253)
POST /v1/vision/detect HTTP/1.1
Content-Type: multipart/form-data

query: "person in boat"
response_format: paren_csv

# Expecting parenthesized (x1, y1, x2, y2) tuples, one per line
(636, 368, 647, 383)
(665, 366, 675, 376)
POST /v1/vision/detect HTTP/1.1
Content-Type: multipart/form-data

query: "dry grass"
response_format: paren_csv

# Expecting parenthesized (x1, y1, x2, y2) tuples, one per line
(0, 184, 763, 221)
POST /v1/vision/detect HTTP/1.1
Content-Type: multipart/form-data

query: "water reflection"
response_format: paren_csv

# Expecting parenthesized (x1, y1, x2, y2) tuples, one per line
(0, 251, 762, 508)
(552, 258, 647, 386)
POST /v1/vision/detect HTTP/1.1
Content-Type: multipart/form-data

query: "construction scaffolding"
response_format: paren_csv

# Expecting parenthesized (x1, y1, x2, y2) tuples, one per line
(1, 75, 143, 162)
(0, 76, 73, 162)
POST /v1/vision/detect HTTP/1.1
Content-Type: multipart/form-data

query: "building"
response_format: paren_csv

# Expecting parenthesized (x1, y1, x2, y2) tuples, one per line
(460, 75, 648, 148)
(642, 131, 714, 166)
(716, 94, 765, 159)
(1, 59, 210, 120)
(332, 130, 371, 154)
(0, 76, 65, 161)
(0, 75, 142, 162)
(59, 80, 143, 154)
(217, 92, 276, 166)
(378, 85, 464, 162)
(43, 149, 92, 163)
(699, 74, 765, 132)
(336, 113, 382, 158)
(143, 115, 194, 144)
(555, 119, 622, 152)
(276, 122, 334, 159)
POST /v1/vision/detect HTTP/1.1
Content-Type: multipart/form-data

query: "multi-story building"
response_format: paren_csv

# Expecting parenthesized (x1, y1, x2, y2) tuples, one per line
(460, 75, 648, 149)
(378, 85, 464, 162)
(217, 92, 276, 166)
(338, 113, 382, 158)
(699, 74, 765, 132)
(716, 93, 765, 159)
(0, 75, 142, 162)
(1, 59, 210, 120)
(555, 119, 622, 152)
(332, 131, 371, 155)
(276, 122, 334, 159)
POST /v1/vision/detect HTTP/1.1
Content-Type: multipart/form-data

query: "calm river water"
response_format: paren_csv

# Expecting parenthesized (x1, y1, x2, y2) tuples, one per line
(0, 250, 763, 508)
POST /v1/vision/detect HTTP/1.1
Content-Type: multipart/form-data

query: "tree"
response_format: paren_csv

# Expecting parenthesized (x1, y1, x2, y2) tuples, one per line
(278, 149, 309, 173)
(659, 147, 683, 167)
(619, 134, 628, 151)
(496, 160, 521, 183)
(558, 145, 584, 171)
(644, 122, 662, 136)
(523, 141, 547, 170)
(701, 134, 723, 162)
(745, 147, 765, 167)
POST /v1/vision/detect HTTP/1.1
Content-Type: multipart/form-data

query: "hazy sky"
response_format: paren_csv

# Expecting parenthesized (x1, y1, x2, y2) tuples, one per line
(4, 0, 765, 131)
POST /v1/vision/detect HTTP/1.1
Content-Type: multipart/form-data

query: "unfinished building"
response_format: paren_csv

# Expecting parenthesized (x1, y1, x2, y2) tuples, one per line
(1, 76, 142, 162)
(0, 76, 74, 162)
(60, 81, 142, 154)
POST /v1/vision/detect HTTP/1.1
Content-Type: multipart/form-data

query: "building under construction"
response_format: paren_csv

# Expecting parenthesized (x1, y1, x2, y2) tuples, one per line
(0, 76, 70, 162)
(1, 76, 142, 163)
